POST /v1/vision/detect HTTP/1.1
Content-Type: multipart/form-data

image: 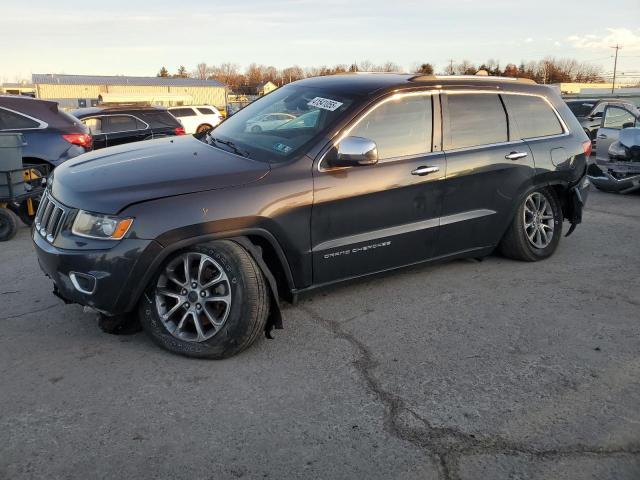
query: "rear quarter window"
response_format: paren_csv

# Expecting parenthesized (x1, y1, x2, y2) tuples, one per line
(447, 93, 508, 149)
(0, 108, 40, 130)
(502, 94, 564, 139)
(197, 107, 215, 115)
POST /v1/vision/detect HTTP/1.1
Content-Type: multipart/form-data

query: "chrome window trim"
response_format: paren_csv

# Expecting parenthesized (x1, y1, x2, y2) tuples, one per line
(0, 106, 48, 131)
(444, 90, 569, 150)
(82, 114, 150, 135)
(317, 89, 571, 173)
(318, 90, 437, 172)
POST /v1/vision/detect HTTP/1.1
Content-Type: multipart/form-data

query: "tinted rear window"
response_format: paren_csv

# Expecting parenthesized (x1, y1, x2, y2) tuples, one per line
(503, 94, 564, 139)
(137, 111, 181, 128)
(197, 107, 215, 115)
(447, 94, 508, 149)
(0, 108, 40, 130)
(103, 115, 140, 133)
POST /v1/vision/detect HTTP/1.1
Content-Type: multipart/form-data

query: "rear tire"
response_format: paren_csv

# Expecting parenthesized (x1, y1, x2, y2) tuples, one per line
(499, 188, 563, 261)
(0, 208, 18, 241)
(139, 240, 270, 359)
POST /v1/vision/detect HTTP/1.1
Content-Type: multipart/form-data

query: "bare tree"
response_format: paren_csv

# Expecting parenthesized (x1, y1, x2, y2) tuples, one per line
(194, 63, 210, 80)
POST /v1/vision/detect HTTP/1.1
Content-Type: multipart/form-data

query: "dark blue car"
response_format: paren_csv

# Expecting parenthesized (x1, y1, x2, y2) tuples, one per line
(0, 95, 92, 168)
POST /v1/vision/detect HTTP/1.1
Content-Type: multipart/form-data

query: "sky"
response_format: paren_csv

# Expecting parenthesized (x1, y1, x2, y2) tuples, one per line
(1, 0, 639, 83)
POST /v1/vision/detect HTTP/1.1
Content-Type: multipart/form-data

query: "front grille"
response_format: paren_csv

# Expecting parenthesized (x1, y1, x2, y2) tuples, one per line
(34, 191, 70, 243)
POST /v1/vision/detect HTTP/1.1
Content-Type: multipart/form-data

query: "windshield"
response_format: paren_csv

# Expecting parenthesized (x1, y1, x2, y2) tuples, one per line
(203, 85, 356, 162)
(566, 100, 595, 117)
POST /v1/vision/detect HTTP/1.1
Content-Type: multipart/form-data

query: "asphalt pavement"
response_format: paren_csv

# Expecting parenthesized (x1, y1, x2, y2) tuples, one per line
(1, 189, 639, 479)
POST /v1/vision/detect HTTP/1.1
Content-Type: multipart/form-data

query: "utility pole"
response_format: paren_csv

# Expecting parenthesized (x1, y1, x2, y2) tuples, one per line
(611, 44, 622, 94)
(448, 59, 455, 75)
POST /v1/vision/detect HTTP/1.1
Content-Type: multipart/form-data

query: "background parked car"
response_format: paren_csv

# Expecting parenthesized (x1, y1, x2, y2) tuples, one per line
(71, 105, 185, 149)
(0, 95, 92, 167)
(245, 112, 296, 132)
(565, 98, 638, 142)
(588, 105, 640, 193)
(168, 106, 224, 134)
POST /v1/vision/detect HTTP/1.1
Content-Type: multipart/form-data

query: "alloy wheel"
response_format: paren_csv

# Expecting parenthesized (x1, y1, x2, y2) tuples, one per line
(523, 192, 555, 249)
(155, 252, 232, 342)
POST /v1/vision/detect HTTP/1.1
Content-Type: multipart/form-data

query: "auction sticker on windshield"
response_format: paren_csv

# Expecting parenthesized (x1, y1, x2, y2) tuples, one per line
(308, 97, 344, 111)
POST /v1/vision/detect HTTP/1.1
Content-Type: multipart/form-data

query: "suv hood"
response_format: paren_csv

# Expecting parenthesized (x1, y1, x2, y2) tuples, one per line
(51, 136, 270, 214)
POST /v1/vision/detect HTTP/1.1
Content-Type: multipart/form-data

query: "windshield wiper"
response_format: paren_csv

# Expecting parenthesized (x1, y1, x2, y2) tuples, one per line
(205, 133, 250, 158)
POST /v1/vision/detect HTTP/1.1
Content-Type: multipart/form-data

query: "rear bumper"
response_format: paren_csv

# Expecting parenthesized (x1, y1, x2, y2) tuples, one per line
(33, 230, 163, 314)
(587, 163, 640, 193)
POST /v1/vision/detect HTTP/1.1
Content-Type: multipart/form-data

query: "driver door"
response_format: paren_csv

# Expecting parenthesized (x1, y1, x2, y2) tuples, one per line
(596, 105, 639, 161)
(311, 93, 446, 285)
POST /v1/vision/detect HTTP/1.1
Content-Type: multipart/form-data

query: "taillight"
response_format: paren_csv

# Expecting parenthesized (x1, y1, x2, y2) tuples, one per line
(174, 127, 185, 136)
(63, 133, 93, 150)
(582, 140, 592, 158)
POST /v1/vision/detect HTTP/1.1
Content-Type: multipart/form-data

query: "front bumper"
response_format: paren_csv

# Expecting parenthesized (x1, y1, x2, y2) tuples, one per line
(33, 230, 162, 315)
(587, 162, 640, 194)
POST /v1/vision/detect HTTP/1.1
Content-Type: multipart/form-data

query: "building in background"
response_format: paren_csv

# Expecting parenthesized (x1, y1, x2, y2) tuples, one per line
(32, 74, 227, 111)
(1, 82, 36, 97)
(227, 81, 278, 115)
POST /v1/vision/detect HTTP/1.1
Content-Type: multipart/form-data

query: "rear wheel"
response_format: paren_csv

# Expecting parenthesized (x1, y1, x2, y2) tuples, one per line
(139, 240, 269, 359)
(500, 188, 563, 261)
(0, 208, 18, 241)
(251, 125, 262, 133)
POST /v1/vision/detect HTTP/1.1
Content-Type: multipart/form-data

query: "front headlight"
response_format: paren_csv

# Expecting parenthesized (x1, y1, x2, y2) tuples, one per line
(72, 210, 133, 240)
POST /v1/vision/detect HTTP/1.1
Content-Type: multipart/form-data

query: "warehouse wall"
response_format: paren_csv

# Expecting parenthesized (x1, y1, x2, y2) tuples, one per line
(35, 84, 227, 109)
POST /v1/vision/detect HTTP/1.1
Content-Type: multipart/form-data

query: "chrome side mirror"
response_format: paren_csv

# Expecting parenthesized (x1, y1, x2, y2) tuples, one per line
(332, 136, 378, 167)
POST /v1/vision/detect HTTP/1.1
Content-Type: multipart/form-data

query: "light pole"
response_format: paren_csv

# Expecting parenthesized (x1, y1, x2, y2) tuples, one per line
(611, 44, 622, 94)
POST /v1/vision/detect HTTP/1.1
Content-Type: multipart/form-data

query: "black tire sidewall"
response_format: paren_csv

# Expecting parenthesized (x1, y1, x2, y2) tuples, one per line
(139, 242, 261, 359)
(0, 208, 18, 241)
(517, 188, 563, 260)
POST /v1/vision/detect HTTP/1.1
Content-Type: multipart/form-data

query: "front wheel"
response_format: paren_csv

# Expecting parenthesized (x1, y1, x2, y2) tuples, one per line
(499, 188, 563, 261)
(139, 240, 269, 359)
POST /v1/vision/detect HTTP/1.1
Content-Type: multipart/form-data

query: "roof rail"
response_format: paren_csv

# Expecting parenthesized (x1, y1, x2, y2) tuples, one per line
(409, 74, 536, 84)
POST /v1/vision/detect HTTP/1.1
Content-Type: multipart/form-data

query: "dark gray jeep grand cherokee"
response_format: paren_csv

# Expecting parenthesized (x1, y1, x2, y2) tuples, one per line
(33, 74, 591, 359)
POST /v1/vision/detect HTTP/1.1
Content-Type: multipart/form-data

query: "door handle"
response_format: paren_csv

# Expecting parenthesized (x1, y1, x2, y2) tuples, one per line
(597, 134, 607, 139)
(505, 151, 528, 160)
(411, 166, 439, 176)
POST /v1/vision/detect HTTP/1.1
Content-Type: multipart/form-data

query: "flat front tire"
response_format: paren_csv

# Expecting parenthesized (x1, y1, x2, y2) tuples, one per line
(499, 188, 563, 261)
(139, 240, 269, 359)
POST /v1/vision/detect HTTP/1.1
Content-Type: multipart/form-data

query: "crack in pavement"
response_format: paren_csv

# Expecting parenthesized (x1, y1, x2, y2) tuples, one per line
(0, 303, 60, 321)
(0, 290, 19, 295)
(300, 304, 640, 480)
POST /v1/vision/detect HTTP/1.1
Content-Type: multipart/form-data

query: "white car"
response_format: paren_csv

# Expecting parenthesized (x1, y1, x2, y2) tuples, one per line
(245, 113, 296, 132)
(168, 106, 224, 134)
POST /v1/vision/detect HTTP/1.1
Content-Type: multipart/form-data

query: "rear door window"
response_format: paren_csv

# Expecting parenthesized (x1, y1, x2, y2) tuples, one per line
(446, 94, 507, 149)
(0, 108, 41, 130)
(138, 111, 180, 128)
(502, 94, 564, 139)
(103, 115, 139, 133)
(603, 106, 637, 129)
(349, 95, 433, 160)
(197, 107, 215, 115)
